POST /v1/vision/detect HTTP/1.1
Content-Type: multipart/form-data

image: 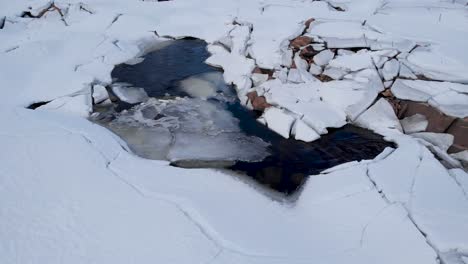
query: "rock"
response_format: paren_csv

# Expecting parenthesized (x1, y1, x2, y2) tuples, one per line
(400, 114, 428, 134)
(313, 49, 335, 66)
(398, 101, 456, 133)
(299, 46, 318, 60)
(446, 118, 468, 153)
(252, 67, 263, 74)
(247, 91, 258, 103)
(381, 89, 394, 98)
(290, 36, 313, 49)
(247, 91, 271, 111)
(304, 18, 315, 29)
(252, 96, 271, 111)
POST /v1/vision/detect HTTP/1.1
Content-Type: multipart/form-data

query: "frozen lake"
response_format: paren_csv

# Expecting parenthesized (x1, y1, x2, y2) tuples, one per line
(91, 39, 392, 194)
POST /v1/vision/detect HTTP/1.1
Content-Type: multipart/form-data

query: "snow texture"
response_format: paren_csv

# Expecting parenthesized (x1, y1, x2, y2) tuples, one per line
(1, 0, 468, 263)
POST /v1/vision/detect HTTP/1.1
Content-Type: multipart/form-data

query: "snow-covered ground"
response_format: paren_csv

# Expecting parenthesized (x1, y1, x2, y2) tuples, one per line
(1, 0, 468, 263)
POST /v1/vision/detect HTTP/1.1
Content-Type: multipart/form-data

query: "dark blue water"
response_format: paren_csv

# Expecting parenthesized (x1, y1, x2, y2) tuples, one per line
(108, 39, 392, 194)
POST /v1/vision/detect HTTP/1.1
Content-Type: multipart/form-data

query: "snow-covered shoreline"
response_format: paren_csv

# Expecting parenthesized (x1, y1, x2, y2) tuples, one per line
(1, 0, 468, 263)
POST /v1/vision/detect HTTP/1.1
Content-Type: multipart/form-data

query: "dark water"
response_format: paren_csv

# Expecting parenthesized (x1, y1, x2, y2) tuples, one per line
(107, 39, 392, 194)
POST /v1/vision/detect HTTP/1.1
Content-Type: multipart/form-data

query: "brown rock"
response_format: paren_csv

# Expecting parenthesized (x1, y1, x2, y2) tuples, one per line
(247, 91, 258, 102)
(304, 18, 315, 29)
(385, 97, 401, 115)
(299, 46, 318, 60)
(447, 118, 468, 153)
(290, 60, 297, 69)
(252, 67, 263, 74)
(252, 96, 271, 111)
(290, 36, 313, 50)
(398, 100, 455, 133)
(381, 89, 394, 98)
(315, 74, 334, 82)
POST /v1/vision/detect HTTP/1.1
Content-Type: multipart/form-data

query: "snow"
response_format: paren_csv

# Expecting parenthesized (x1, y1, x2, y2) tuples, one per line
(449, 169, 468, 197)
(111, 84, 149, 104)
(263, 107, 295, 138)
(92, 84, 109, 104)
(400, 114, 428, 134)
(355, 98, 403, 134)
(2, 0, 468, 263)
(412, 132, 454, 153)
(313, 49, 334, 66)
(251, 73, 269, 87)
(368, 142, 468, 254)
(292, 119, 320, 142)
(309, 63, 322, 75)
(382, 59, 400, 81)
(328, 51, 374, 71)
(37, 93, 92, 118)
(391, 79, 468, 118)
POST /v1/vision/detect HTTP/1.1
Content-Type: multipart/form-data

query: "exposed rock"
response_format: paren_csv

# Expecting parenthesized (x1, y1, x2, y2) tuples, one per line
(304, 18, 315, 29)
(299, 46, 318, 61)
(381, 89, 394, 98)
(315, 74, 334, 82)
(447, 118, 468, 153)
(247, 91, 271, 111)
(290, 36, 313, 50)
(398, 101, 456, 133)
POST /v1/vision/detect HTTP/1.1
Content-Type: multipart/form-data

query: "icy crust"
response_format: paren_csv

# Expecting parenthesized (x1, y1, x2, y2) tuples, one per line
(368, 142, 468, 255)
(97, 97, 270, 163)
(1, 0, 468, 263)
(0, 108, 440, 264)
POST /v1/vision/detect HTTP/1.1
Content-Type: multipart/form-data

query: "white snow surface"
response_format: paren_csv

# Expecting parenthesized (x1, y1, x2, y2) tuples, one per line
(1, 0, 468, 263)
